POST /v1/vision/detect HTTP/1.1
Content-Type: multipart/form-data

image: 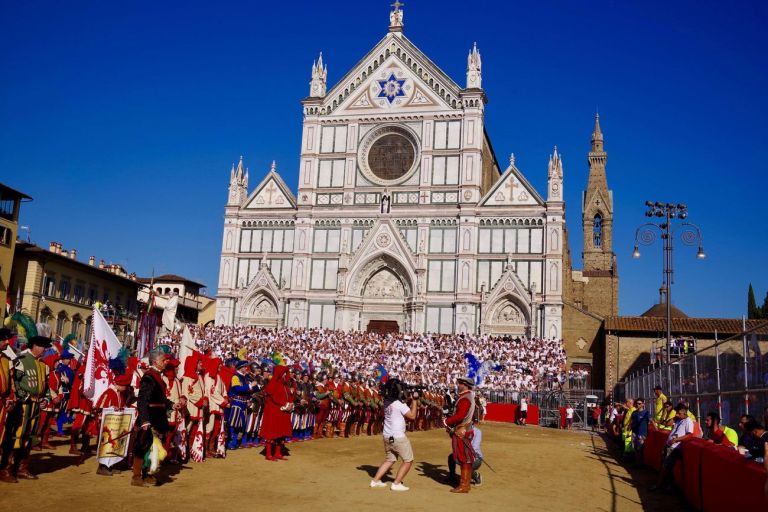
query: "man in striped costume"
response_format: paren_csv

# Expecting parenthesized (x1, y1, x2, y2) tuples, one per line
(226, 361, 253, 449)
(0, 335, 51, 483)
(444, 376, 476, 494)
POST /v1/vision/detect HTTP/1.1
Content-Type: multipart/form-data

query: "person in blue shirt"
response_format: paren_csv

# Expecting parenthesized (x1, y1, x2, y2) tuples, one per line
(630, 398, 651, 467)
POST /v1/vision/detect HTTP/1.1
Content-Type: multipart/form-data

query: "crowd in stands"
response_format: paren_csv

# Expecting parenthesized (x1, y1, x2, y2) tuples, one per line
(158, 326, 568, 392)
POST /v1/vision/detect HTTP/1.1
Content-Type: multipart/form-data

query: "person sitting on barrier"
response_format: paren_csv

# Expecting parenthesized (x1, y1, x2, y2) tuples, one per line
(737, 414, 757, 455)
(743, 420, 768, 460)
(630, 398, 650, 466)
(650, 403, 695, 492)
(703, 412, 737, 448)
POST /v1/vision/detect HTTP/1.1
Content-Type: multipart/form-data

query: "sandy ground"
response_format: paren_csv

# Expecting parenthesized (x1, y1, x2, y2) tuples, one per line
(2, 423, 686, 512)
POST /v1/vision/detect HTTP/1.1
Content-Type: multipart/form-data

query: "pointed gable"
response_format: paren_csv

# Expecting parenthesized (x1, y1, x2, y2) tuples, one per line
(347, 219, 418, 283)
(320, 33, 464, 116)
(243, 167, 297, 210)
(480, 163, 544, 207)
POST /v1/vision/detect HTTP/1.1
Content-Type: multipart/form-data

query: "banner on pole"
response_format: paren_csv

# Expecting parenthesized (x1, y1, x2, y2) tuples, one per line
(96, 407, 137, 468)
(84, 307, 123, 404)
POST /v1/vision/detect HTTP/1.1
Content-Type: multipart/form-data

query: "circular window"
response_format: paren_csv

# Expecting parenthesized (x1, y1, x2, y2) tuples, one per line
(358, 125, 420, 186)
(368, 133, 415, 181)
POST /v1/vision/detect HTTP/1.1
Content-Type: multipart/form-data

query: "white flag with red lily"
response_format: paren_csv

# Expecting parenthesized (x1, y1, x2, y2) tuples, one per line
(84, 306, 123, 404)
(189, 419, 205, 462)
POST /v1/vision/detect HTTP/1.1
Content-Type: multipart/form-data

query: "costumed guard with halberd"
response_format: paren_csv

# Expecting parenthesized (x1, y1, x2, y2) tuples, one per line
(259, 365, 294, 461)
(444, 376, 477, 494)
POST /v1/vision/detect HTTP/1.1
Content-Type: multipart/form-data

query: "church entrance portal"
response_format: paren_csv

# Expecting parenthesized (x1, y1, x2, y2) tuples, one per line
(366, 320, 400, 335)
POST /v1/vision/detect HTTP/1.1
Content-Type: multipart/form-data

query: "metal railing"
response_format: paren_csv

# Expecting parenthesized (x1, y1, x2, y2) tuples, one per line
(622, 319, 768, 428)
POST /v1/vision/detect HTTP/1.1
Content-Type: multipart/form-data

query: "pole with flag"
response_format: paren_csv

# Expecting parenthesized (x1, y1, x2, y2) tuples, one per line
(137, 277, 157, 359)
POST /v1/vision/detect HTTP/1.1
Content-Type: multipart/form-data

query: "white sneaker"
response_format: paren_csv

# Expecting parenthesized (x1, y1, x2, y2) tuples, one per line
(390, 482, 410, 492)
(370, 480, 387, 488)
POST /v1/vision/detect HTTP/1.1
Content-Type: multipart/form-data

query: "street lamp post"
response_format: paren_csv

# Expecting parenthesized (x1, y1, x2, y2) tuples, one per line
(632, 202, 705, 393)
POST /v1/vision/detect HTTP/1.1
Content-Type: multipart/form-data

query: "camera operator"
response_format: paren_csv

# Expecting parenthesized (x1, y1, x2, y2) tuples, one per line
(370, 379, 418, 492)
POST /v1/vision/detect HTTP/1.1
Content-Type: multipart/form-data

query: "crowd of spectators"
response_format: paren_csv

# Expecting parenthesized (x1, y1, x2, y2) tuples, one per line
(156, 326, 567, 392)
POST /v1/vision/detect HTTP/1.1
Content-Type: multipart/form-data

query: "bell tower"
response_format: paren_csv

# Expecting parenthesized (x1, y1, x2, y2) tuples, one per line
(582, 114, 614, 273)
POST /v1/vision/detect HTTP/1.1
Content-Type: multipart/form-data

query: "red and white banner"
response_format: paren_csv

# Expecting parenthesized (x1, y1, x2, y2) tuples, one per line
(84, 307, 123, 404)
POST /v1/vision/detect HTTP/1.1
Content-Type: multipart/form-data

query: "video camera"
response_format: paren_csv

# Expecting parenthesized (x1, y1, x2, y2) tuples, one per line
(382, 378, 422, 403)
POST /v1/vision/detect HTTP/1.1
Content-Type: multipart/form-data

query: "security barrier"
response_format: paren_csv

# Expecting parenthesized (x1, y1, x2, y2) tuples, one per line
(484, 403, 539, 425)
(641, 428, 767, 510)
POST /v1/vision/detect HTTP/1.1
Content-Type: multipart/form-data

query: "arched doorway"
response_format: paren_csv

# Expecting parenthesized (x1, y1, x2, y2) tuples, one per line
(349, 254, 414, 333)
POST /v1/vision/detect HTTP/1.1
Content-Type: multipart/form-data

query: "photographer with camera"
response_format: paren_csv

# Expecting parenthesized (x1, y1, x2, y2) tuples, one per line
(370, 378, 418, 492)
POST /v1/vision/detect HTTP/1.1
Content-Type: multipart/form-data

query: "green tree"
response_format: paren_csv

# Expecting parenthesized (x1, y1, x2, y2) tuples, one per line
(748, 283, 761, 319)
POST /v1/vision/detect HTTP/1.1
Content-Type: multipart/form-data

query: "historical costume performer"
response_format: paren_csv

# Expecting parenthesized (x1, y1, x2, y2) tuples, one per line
(259, 365, 294, 461)
(68, 359, 101, 455)
(325, 371, 340, 438)
(132, 347, 181, 487)
(444, 376, 477, 494)
(0, 335, 51, 483)
(181, 351, 207, 462)
(93, 372, 135, 476)
(203, 356, 228, 458)
(0, 328, 17, 461)
(314, 372, 331, 438)
(226, 361, 252, 450)
(163, 358, 186, 463)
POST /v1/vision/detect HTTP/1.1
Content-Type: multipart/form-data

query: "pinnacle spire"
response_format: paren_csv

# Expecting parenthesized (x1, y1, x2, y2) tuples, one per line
(271, 160, 277, 172)
(309, 52, 327, 97)
(466, 42, 482, 88)
(236, 155, 245, 178)
(591, 113, 604, 150)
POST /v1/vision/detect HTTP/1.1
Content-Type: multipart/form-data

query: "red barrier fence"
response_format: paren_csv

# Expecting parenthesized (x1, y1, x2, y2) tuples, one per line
(641, 428, 767, 510)
(484, 403, 539, 425)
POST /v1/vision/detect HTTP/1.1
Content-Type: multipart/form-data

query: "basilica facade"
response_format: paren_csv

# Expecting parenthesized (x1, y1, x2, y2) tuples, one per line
(215, 6, 566, 337)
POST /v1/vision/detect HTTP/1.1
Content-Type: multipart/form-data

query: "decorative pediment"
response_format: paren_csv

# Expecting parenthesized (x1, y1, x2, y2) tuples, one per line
(240, 262, 282, 309)
(479, 164, 544, 207)
(334, 57, 455, 115)
(484, 264, 533, 308)
(316, 33, 463, 115)
(243, 168, 297, 210)
(345, 219, 418, 296)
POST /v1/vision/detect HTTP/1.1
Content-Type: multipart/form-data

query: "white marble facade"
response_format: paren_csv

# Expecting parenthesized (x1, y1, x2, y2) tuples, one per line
(216, 6, 564, 337)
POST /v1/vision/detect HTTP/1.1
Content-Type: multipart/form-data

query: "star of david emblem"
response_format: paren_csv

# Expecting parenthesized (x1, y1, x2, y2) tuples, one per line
(377, 73, 406, 104)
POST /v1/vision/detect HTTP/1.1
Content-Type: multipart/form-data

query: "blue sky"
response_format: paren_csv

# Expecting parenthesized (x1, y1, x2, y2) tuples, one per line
(1, 1, 766, 317)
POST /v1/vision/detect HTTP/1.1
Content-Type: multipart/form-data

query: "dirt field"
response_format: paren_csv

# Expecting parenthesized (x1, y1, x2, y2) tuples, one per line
(3, 423, 686, 512)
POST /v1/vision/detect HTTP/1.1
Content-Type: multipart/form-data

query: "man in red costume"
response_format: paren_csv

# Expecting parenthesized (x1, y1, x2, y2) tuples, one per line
(68, 363, 97, 455)
(259, 365, 294, 461)
(444, 376, 476, 493)
(181, 351, 207, 463)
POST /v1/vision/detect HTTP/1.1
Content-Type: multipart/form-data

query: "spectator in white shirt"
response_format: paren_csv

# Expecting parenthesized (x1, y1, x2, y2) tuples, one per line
(370, 379, 418, 492)
(651, 403, 695, 492)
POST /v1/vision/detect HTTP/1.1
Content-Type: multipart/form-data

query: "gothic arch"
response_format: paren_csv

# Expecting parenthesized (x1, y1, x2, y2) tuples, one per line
(348, 252, 415, 298)
(486, 294, 531, 336)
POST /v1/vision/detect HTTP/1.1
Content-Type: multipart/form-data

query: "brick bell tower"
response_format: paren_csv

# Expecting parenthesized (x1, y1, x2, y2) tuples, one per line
(581, 113, 618, 316)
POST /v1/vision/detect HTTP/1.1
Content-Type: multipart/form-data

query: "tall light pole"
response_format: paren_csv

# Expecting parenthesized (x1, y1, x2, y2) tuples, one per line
(632, 202, 705, 393)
